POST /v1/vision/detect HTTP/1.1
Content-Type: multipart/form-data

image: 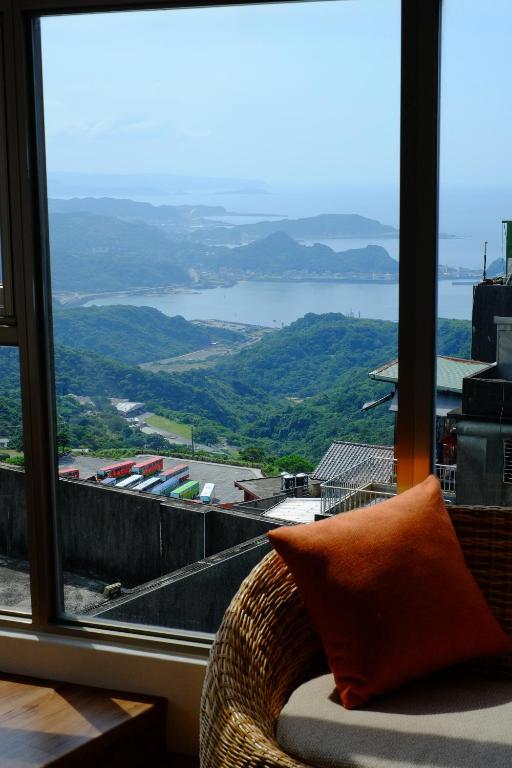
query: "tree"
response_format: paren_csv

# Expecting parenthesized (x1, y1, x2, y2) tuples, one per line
(194, 426, 219, 446)
(276, 454, 315, 474)
(239, 446, 266, 463)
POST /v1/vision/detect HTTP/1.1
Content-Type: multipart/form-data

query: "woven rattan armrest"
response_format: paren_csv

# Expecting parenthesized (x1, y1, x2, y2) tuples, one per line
(200, 550, 325, 768)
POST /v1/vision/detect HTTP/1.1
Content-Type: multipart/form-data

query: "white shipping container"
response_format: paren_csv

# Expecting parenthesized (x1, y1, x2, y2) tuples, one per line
(200, 483, 216, 503)
(132, 476, 162, 492)
(115, 474, 141, 489)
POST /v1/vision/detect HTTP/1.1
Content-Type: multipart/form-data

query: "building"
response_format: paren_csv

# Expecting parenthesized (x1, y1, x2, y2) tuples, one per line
(367, 355, 492, 461)
(115, 401, 145, 417)
(456, 315, 512, 505)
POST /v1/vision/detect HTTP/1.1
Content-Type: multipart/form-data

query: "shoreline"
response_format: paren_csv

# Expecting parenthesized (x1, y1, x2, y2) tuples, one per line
(55, 272, 480, 308)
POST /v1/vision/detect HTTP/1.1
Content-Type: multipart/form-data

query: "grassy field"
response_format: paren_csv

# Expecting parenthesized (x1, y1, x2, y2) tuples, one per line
(146, 414, 192, 440)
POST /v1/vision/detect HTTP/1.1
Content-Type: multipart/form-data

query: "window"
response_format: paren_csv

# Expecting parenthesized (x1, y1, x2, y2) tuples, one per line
(438, 0, 512, 508)
(0, 0, 440, 647)
(37, 0, 401, 635)
(0, 22, 14, 323)
(0, 347, 30, 614)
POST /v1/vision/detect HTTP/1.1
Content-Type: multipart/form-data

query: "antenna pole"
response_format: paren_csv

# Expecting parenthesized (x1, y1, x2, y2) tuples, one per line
(483, 240, 488, 281)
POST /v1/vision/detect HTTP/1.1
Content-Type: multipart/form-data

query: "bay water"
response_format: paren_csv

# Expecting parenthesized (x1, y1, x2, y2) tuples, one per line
(84, 279, 473, 326)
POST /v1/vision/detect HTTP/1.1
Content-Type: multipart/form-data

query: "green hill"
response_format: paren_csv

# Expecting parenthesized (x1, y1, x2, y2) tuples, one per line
(191, 212, 398, 245)
(52, 305, 242, 365)
(49, 211, 193, 292)
(222, 233, 398, 275)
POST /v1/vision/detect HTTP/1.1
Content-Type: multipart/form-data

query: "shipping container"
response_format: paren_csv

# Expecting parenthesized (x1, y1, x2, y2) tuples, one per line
(100, 477, 117, 487)
(59, 467, 80, 479)
(160, 463, 189, 482)
(200, 483, 216, 503)
(132, 456, 164, 476)
(149, 480, 167, 496)
(97, 460, 135, 479)
(152, 475, 182, 497)
(170, 480, 199, 500)
(115, 474, 142, 489)
(132, 475, 163, 493)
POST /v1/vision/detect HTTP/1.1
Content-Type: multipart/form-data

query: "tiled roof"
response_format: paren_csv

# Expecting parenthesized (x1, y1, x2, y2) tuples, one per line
(369, 356, 493, 394)
(312, 441, 393, 482)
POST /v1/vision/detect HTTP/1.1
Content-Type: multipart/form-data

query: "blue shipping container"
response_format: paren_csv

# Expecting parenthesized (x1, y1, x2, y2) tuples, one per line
(153, 475, 181, 497)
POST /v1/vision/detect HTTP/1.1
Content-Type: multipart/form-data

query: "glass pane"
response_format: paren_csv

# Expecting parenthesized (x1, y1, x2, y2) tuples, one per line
(41, 0, 400, 634)
(0, 347, 30, 613)
(438, 1, 512, 504)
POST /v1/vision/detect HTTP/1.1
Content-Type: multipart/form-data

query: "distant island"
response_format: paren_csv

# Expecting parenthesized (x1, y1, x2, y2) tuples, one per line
(47, 171, 268, 198)
(189, 212, 399, 245)
(46, 195, 472, 303)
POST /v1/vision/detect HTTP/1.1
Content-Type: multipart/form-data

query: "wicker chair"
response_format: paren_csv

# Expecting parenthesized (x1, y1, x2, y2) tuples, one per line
(200, 505, 512, 768)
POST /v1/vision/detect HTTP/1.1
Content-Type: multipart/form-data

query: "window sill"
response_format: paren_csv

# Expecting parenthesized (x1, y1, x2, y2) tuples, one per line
(0, 623, 208, 754)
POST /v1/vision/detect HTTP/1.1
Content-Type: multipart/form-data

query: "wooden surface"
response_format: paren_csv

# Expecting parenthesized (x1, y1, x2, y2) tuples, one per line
(0, 674, 166, 767)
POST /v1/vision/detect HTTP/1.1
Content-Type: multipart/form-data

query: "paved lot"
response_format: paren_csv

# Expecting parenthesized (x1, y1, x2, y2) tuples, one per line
(0, 555, 108, 614)
(59, 454, 263, 503)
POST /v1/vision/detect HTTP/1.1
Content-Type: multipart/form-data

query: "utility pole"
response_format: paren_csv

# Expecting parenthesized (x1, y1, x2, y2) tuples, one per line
(483, 240, 488, 281)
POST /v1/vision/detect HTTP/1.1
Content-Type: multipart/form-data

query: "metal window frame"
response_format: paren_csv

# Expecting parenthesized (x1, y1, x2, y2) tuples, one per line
(0, 0, 440, 645)
(0, 16, 17, 328)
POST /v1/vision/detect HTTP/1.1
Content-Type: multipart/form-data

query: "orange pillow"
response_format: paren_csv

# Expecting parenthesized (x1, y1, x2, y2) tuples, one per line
(268, 475, 511, 709)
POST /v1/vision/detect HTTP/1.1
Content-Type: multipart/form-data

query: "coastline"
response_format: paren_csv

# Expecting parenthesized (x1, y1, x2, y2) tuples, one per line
(55, 272, 478, 309)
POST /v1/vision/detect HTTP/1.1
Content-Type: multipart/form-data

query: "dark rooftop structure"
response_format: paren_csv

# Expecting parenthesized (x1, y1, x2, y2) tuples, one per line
(234, 476, 284, 502)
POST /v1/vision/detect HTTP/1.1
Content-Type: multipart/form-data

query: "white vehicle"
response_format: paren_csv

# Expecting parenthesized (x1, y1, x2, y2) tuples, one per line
(200, 483, 216, 503)
(115, 474, 141, 489)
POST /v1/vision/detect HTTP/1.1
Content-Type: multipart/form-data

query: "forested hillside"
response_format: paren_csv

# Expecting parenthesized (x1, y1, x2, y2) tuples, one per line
(0, 311, 472, 461)
(53, 305, 241, 365)
(209, 234, 398, 275)
(48, 207, 401, 293)
(49, 212, 192, 291)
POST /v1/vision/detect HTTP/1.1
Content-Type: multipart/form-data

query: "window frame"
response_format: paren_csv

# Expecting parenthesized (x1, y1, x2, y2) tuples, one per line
(0, 0, 440, 649)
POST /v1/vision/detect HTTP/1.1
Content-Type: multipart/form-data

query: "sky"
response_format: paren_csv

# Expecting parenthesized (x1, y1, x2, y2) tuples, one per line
(40, 0, 512, 188)
(41, 1, 401, 185)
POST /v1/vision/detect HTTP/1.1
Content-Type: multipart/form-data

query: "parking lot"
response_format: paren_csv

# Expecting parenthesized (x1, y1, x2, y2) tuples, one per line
(59, 454, 263, 504)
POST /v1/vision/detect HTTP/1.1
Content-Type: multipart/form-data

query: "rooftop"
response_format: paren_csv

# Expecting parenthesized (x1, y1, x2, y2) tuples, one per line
(263, 497, 322, 524)
(369, 356, 493, 394)
(234, 475, 284, 500)
(115, 401, 145, 414)
(312, 440, 393, 481)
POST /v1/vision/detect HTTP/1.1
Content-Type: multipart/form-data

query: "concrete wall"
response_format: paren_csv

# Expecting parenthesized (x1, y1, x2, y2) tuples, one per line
(96, 539, 272, 634)
(60, 480, 164, 586)
(471, 283, 512, 362)
(205, 508, 278, 557)
(0, 466, 27, 559)
(0, 465, 279, 588)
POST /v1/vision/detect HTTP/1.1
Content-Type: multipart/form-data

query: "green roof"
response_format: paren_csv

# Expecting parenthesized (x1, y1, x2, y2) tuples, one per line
(369, 356, 493, 394)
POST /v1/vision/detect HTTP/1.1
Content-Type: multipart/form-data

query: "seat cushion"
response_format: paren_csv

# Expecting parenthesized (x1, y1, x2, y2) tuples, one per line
(276, 671, 512, 768)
